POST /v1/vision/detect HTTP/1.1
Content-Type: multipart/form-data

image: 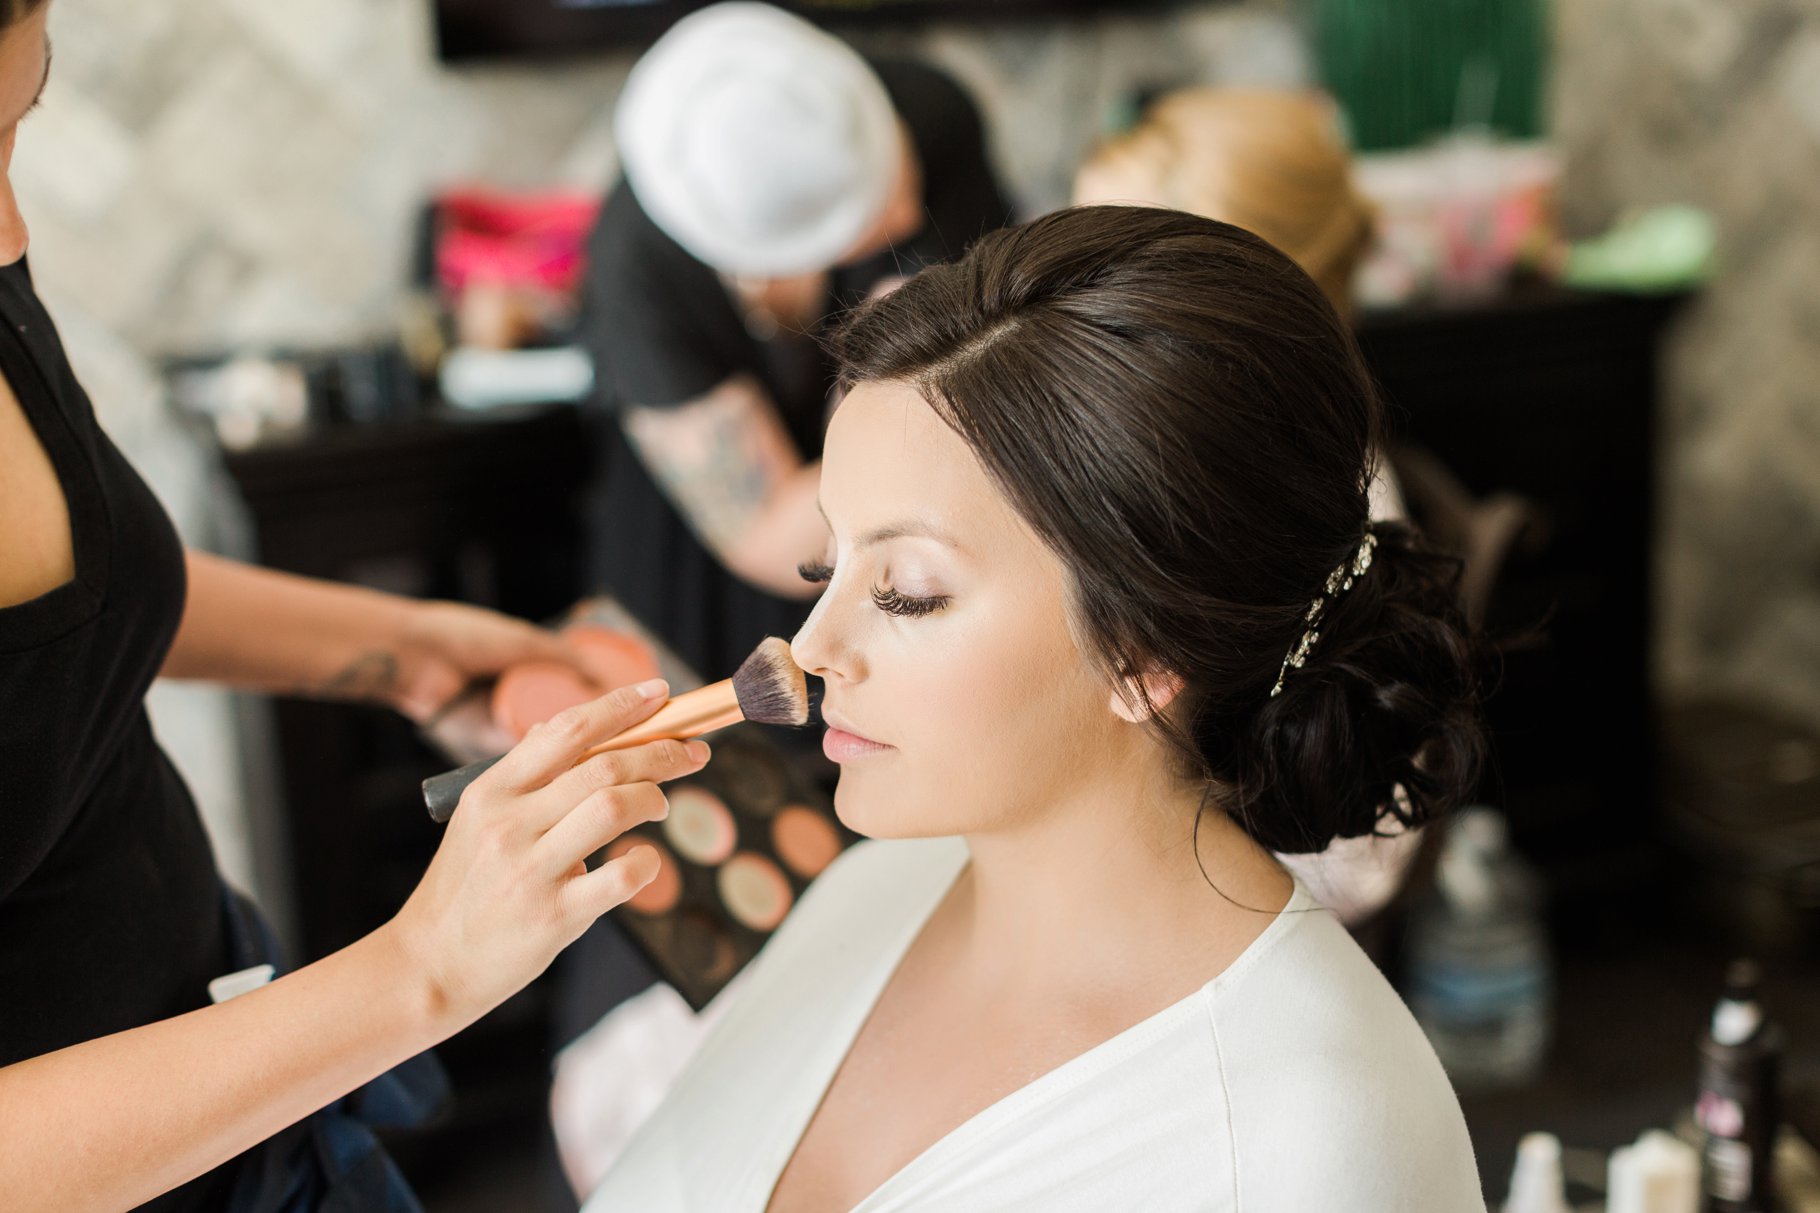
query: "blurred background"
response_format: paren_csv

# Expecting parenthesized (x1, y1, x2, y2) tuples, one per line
(14, 0, 1819, 1209)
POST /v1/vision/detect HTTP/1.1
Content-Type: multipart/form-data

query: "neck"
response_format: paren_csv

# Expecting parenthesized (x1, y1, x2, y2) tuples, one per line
(946, 750, 1293, 1002)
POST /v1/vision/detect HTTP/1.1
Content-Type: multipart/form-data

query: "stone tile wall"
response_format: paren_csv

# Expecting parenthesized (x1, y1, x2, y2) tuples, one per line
(1551, 0, 1820, 728)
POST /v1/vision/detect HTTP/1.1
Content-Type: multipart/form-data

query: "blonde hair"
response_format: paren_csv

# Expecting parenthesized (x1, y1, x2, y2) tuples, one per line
(1074, 89, 1374, 313)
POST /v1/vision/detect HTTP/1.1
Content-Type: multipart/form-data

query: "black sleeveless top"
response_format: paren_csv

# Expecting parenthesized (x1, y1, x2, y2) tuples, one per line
(0, 261, 234, 1205)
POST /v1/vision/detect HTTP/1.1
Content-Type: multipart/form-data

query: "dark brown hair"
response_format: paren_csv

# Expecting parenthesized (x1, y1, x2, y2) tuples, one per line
(830, 205, 1483, 854)
(1, 0, 45, 29)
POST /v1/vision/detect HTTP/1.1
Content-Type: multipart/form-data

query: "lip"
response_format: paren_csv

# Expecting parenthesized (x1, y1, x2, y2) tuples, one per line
(820, 709, 892, 763)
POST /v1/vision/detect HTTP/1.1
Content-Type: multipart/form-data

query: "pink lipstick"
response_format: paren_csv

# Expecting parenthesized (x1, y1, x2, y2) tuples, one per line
(821, 711, 893, 762)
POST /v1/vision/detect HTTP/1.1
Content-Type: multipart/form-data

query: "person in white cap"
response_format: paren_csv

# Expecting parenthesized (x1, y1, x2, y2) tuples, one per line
(576, 1, 1009, 684)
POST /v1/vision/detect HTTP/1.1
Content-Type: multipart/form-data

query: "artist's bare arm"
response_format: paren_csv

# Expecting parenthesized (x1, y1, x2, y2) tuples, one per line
(0, 687, 705, 1212)
(164, 552, 590, 720)
(0, 920, 447, 1211)
(622, 373, 826, 599)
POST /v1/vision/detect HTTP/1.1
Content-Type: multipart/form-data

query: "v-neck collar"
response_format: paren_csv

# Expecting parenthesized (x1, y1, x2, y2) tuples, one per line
(748, 839, 1313, 1212)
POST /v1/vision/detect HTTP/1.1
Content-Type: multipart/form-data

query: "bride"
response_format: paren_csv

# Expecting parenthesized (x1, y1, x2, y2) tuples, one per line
(586, 205, 1488, 1211)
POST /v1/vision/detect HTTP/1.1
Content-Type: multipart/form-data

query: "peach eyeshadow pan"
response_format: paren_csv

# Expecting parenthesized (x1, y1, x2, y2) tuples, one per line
(772, 805, 843, 879)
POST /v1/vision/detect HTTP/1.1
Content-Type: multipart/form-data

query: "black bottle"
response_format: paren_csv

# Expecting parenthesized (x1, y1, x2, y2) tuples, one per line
(1697, 959, 1783, 1213)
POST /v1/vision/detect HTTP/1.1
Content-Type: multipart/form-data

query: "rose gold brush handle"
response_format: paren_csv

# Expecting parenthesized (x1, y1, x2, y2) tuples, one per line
(421, 679, 745, 823)
(586, 679, 742, 754)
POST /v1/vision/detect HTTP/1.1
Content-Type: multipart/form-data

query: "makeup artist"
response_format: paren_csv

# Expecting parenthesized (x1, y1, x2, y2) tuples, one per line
(0, 2, 702, 1208)
(576, 0, 1010, 680)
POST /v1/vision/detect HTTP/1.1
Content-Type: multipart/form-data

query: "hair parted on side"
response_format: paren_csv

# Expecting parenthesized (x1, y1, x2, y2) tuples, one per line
(829, 204, 1484, 854)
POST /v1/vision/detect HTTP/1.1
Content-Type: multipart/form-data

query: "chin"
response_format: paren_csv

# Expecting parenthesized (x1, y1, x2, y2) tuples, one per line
(831, 771, 965, 841)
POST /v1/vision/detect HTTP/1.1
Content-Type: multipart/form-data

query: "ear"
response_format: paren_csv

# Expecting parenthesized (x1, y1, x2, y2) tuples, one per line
(1109, 666, 1185, 724)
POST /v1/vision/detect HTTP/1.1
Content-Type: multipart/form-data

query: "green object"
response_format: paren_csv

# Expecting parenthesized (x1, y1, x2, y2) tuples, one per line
(1562, 204, 1718, 293)
(1313, 0, 1548, 152)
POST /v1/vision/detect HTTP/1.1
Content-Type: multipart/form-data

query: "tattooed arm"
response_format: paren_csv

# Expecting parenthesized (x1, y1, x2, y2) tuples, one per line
(163, 552, 588, 721)
(622, 372, 826, 599)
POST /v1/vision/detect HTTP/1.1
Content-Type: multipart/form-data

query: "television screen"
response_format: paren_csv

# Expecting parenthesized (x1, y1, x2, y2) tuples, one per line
(433, 0, 1132, 62)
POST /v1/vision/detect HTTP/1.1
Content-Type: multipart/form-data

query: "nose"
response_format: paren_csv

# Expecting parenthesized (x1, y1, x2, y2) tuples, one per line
(789, 605, 833, 682)
(789, 586, 855, 686)
(0, 171, 29, 266)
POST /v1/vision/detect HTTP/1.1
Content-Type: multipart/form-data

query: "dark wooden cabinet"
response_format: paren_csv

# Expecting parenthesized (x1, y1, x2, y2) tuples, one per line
(1357, 284, 1689, 902)
(221, 403, 593, 960)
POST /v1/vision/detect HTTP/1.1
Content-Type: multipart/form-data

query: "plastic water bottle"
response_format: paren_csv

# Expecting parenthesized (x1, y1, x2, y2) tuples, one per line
(1405, 807, 1553, 1088)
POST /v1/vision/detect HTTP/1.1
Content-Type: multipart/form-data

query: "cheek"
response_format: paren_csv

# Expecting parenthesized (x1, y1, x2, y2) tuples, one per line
(837, 580, 1108, 834)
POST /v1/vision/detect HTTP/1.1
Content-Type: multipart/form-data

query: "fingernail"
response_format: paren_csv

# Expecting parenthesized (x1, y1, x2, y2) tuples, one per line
(652, 794, 670, 821)
(686, 740, 711, 764)
(635, 678, 668, 700)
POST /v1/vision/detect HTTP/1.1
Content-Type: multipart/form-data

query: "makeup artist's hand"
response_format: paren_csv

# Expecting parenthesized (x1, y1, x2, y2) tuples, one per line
(390, 600, 596, 725)
(382, 679, 709, 1029)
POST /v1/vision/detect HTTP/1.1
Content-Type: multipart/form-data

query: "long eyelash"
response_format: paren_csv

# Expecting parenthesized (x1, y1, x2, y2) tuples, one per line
(872, 586, 950, 618)
(799, 560, 948, 617)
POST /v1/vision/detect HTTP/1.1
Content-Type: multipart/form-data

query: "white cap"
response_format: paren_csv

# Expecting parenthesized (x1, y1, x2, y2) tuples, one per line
(1607, 1131, 1698, 1213)
(614, 2, 900, 278)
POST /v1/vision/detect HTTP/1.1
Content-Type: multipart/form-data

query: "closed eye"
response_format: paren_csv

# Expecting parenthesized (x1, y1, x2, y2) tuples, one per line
(800, 559, 949, 617)
(871, 586, 950, 618)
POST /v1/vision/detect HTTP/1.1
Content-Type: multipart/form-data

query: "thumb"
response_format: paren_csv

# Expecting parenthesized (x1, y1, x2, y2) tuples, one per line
(397, 659, 469, 724)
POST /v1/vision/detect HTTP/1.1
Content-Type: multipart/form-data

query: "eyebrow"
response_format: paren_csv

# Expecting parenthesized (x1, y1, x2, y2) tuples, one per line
(814, 500, 960, 551)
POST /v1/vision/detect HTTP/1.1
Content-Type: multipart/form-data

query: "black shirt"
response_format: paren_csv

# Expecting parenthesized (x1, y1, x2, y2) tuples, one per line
(0, 261, 234, 1208)
(579, 58, 1011, 678)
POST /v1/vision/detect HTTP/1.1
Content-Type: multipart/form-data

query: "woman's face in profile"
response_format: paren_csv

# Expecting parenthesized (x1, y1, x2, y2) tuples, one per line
(0, 2, 51, 267)
(792, 380, 1124, 839)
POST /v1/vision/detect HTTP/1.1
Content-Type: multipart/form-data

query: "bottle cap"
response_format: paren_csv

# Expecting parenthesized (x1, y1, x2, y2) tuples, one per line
(1504, 1131, 1571, 1213)
(1438, 815, 1500, 915)
(1711, 958, 1764, 1046)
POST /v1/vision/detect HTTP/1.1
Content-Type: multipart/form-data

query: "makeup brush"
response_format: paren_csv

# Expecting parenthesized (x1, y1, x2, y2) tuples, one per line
(422, 636, 809, 823)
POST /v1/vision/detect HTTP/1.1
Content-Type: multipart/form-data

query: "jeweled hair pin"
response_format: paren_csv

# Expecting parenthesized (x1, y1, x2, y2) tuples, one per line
(1269, 530, 1378, 698)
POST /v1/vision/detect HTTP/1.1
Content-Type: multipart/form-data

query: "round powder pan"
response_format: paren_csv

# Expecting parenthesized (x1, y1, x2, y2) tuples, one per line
(772, 805, 843, 879)
(664, 786, 738, 866)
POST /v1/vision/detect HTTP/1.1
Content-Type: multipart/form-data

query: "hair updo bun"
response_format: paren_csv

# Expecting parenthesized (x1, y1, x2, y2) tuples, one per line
(1222, 520, 1484, 853)
(831, 205, 1485, 855)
